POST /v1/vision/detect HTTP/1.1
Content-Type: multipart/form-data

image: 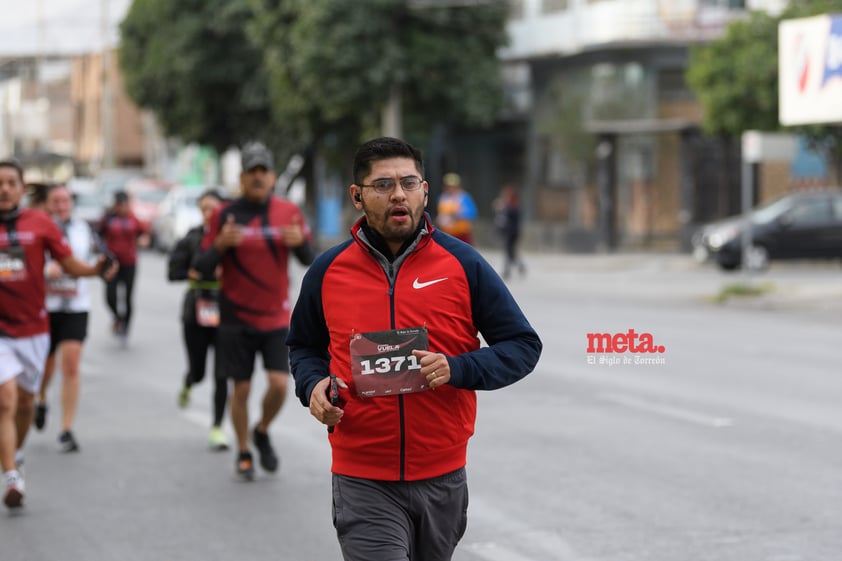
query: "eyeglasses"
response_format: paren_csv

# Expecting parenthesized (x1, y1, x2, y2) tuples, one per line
(359, 176, 424, 194)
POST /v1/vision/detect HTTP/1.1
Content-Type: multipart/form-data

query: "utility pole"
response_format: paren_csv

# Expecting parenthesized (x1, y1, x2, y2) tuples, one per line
(100, 0, 115, 169)
(36, 0, 46, 155)
(382, 85, 403, 138)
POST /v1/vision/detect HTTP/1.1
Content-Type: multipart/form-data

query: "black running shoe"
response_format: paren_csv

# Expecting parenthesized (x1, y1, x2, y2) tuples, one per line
(252, 427, 279, 473)
(59, 431, 80, 453)
(34, 403, 47, 431)
(236, 451, 255, 481)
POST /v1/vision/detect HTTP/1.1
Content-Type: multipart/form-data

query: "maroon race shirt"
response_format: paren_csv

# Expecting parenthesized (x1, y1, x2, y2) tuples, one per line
(199, 196, 312, 331)
(0, 209, 73, 337)
(99, 212, 145, 266)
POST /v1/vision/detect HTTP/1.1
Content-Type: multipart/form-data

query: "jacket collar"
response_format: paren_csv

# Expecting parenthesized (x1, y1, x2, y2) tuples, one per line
(352, 212, 433, 262)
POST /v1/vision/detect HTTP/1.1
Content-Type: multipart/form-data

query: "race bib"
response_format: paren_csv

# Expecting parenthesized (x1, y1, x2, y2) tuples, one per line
(47, 275, 78, 297)
(350, 326, 429, 398)
(195, 297, 220, 327)
(0, 246, 26, 282)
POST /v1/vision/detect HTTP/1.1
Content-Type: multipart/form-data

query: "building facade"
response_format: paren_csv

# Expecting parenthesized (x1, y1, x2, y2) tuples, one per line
(446, 0, 791, 251)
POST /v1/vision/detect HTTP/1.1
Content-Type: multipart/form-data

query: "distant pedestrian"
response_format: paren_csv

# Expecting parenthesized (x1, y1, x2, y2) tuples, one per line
(25, 182, 50, 212)
(287, 137, 542, 561)
(192, 141, 315, 480)
(34, 185, 102, 453)
(1, 160, 116, 510)
(98, 190, 148, 340)
(435, 172, 477, 245)
(492, 184, 526, 279)
(168, 189, 229, 451)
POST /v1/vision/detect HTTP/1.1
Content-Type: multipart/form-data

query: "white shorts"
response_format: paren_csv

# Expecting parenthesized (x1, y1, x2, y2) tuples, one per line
(0, 334, 50, 394)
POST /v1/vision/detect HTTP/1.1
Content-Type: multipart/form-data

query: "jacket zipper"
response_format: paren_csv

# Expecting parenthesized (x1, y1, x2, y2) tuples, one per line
(385, 262, 407, 481)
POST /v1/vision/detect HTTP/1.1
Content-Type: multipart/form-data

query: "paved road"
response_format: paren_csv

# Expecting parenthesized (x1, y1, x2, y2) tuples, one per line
(3, 249, 840, 561)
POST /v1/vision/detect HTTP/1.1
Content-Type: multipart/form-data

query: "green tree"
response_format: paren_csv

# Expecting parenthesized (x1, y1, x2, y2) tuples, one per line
(686, 11, 782, 135)
(248, 0, 510, 164)
(686, 2, 842, 180)
(119, 0, 279, 154)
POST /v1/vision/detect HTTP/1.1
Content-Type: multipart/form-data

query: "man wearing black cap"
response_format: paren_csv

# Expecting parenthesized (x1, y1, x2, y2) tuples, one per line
(192, 141, 315, 480)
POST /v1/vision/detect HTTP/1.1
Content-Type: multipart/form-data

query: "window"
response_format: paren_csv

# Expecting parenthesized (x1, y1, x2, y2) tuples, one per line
(789, 198, 832, 226)
(509, 0, 525, 19)
(700, 0, 745, 8)
(832, 197, 842, 221)
(542, 0, 568, 14)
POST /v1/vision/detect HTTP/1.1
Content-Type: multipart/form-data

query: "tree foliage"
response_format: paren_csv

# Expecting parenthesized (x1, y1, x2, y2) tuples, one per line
(248, 0, 509, 159)
(119, 0, 277, 153)
(119, 0, 509, 166)
(686, 11, 781, 135)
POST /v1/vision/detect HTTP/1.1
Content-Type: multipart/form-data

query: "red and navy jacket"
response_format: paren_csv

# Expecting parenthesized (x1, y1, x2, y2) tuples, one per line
(287, 213, 542, 481)
(193, 195, 314, 331)
(1, 208, 72, 337)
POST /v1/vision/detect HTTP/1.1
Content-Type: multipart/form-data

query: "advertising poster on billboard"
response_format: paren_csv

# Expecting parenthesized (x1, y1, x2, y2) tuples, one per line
(779, 14, 842, 126)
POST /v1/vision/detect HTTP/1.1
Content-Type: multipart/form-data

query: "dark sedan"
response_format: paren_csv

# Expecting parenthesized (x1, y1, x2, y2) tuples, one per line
(692, 189, 842, 270)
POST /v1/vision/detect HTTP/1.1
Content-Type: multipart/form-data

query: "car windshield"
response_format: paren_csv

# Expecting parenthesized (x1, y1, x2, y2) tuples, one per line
(752, 197, 793, 224)
(181, 192, 201, 207)
(73, 192, 103, 207)
(134, 189, 168, 203)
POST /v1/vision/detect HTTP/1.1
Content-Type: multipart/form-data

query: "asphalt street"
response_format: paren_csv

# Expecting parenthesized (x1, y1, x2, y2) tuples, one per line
(2, 247, 840, 561)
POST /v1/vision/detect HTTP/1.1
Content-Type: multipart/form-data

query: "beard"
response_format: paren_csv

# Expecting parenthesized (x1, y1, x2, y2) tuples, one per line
(374, 206, 423, 244)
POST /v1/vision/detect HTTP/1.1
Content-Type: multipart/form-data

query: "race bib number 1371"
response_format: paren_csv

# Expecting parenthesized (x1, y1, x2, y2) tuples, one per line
(350, 326, 429, 398)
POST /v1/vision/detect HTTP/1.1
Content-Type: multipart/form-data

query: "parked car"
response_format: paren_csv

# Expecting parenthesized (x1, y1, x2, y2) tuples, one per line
(66, 177, 107, 230)
(151, 185, 207, 253)
(692, 188, 842, 270)
(95, 168, 145, 201)
(126, 178, 171, 247)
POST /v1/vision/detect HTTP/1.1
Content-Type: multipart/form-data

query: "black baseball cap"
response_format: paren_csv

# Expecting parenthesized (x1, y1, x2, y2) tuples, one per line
(241, 141, 274, 172)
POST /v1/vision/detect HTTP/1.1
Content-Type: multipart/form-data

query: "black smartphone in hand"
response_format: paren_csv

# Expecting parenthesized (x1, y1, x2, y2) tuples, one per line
(327, 374, 339, 433)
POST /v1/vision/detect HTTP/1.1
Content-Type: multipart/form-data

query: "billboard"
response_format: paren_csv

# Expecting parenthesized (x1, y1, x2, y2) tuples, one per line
(779, 14, 842, 126)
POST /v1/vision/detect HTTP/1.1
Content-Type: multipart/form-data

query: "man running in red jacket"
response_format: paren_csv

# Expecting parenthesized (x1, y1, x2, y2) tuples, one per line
(288, 137, 542, 561)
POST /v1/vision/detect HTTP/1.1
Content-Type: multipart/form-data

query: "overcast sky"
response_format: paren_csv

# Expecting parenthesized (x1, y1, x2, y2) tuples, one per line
(0, 0, 131, 56)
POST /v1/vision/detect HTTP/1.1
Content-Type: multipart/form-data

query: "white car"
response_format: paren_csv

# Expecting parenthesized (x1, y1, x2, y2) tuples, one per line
(152, 185, 207, 253)
(67, 177, 107, 230)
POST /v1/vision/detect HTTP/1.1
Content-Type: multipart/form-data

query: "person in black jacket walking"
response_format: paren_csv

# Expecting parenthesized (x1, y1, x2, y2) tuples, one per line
(492, 184, 526, 280)
(167, 189, 229, 450)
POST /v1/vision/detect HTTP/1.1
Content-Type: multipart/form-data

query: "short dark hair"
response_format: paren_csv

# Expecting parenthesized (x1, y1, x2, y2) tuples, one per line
(113, 190, 129, 203)
(198, 188, 225, 203)
(352, 137, 424, 186)
(26, 182, 53, 206)
(0, 159, 24, 183)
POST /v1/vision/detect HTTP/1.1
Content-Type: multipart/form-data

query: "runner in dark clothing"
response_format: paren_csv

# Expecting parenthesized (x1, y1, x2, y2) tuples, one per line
(168, 189, 229, 451)
(98, 190, 148, 340)
(192, 142, 315, 480)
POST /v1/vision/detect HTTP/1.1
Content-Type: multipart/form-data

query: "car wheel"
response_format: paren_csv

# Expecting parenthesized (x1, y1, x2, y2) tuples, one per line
(744, 244, 769, 271)
(718, 259, 739, 271)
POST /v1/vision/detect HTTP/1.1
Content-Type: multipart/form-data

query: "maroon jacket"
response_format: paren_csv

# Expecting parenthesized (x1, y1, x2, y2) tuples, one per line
(194, 195, 314, 331)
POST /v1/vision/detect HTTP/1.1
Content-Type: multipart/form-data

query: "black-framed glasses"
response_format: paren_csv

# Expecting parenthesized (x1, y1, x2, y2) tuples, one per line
(359, 176, 424, 194)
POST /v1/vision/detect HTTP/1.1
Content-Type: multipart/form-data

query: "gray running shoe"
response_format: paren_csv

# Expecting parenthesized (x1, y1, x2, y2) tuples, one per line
(59, 430, 80, 453)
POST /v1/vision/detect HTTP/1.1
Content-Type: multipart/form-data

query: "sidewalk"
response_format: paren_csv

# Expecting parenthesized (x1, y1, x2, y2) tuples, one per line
(480, 248, 842, 316)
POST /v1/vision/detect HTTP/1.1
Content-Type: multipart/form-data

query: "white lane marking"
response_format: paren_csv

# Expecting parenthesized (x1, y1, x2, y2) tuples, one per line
(463, 497, 591, 561)
(463, 542, 546, 561)
(600, 392, 733, 428)
(181, 409, 213, 428)
(464, 530, 590, 561)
